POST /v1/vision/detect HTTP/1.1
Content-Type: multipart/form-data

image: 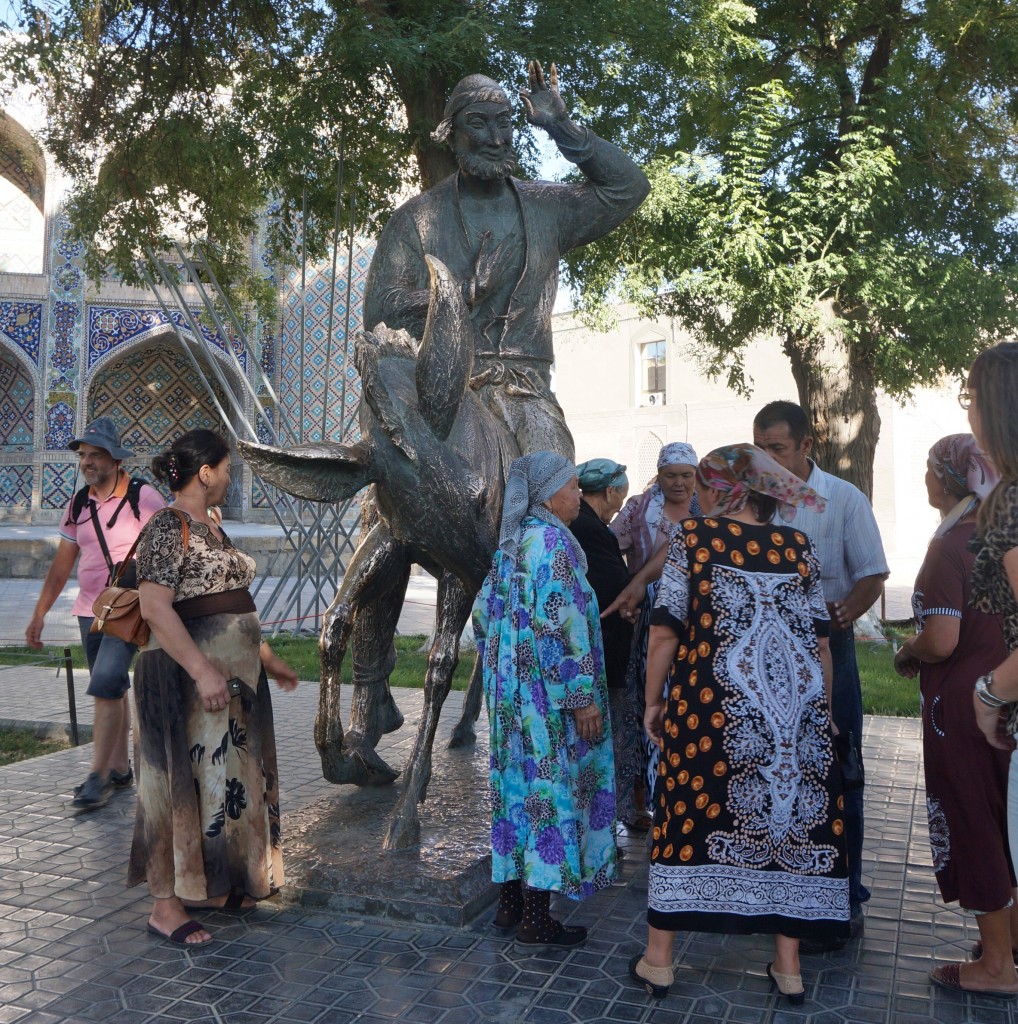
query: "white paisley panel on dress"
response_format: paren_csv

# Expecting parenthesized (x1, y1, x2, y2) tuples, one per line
(648, 863, 850, 919)
(708, 564, 838, 874)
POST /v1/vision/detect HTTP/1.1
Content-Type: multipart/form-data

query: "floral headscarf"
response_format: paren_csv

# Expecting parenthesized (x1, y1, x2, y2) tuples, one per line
(657, 442, 698, 469)
(498, 451, 587, 570)
(696, 443, 826, 522)
(928, 433, 999, 539)
(576, 458, 628, 493)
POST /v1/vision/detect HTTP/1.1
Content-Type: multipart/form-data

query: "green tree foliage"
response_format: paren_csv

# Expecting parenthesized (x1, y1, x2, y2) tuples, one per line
(569, 0, 1018, 493)
(0, 0, 745, 300)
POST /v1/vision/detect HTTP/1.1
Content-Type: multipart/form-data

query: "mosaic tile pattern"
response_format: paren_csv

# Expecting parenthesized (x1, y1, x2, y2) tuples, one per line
(44, 401, 74, 451)
(0, 299, 42, 365)
(0, 352, 33, 451)
(88, 345, 232, 456)
(47, 210, 86, 394)
(41, 461, 77, 510)
(0, 146, 43, 208)
(0, 463, 31, 507)
(86, 306, 246, 375)
(279, 242, 372, 444)
(49, 300, 80, 379)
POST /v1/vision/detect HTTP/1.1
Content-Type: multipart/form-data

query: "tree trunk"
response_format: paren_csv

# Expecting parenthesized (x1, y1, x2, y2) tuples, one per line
(782, 324, 881, 500)
(392, 69, 458, 191)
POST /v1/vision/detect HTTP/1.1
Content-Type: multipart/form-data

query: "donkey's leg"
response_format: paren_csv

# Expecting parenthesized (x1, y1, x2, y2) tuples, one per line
(448, 653, 483, 749)
(383, 572, 472, 850)
(348, 569, 410, 746)
(317, 521, 403, 786)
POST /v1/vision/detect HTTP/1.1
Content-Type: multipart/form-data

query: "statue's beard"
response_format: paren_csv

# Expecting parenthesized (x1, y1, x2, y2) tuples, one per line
(456, 146, 517, 181)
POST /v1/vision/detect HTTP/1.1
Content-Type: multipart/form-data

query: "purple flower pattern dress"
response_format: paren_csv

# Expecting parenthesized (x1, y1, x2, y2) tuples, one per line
(472, 516, 617, 898)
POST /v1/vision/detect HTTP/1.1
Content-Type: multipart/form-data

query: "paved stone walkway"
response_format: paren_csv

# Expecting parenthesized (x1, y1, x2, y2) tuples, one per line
(1, 662, 1015, 1023)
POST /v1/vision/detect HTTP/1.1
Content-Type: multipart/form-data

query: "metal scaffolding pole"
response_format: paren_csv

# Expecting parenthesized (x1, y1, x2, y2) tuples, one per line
(138, 178, 364, 635)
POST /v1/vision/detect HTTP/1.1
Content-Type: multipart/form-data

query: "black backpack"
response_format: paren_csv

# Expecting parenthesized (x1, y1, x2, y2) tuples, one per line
(66, 476, 146, 530)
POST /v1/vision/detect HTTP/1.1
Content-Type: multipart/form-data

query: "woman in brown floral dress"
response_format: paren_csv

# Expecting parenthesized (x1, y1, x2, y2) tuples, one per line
(130, 430, 297, 946)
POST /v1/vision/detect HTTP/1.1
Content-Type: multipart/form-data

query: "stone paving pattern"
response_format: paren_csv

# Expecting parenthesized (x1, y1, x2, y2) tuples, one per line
(1, 668, 1016, 1023)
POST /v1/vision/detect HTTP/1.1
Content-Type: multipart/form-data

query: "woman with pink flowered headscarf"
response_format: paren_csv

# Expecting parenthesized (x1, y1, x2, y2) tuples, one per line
(895, 434, 1017, 999)
(628, 444, 848, 1005)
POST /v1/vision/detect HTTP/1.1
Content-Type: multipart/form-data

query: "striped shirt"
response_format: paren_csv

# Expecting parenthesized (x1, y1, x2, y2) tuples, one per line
(784, 462, 889, 605)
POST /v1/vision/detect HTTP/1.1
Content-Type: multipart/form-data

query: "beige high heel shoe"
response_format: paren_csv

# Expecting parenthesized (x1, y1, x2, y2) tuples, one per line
(767, 962, 805, 1005)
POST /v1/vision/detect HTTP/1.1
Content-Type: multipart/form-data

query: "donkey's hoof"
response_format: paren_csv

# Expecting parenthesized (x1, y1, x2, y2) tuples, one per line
(320, 742, 399, 787)
(447, 719, 476, 749)
(379, 693, 404, 735)
(382, 812, 421, 851)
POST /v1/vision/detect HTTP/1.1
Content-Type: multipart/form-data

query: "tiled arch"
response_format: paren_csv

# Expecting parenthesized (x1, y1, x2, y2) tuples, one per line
(0, 340, 35, 511)
(86, 334, 237, 458)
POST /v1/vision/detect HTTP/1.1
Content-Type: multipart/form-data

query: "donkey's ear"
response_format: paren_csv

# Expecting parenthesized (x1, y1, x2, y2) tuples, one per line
(238, 440, 374, 502)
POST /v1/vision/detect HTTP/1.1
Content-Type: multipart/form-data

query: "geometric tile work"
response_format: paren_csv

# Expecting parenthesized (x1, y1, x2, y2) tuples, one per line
(49, 300, 80, 380)
(0, 351, 33, 451)
(0, 696, 999, 1024)
(86, 305, 246, 373)
(279, 241, 373, 445)
(0, 462, 31, 507)
(0, 299, 42, 364)
(47, 210, 86, 394)
(88, 343, 232, 456)
(41, 460, 77, 509)
(44, 400, 75, 451)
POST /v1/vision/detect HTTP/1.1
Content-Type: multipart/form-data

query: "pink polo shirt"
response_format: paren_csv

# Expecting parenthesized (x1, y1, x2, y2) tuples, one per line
(59, 472, 166, 614)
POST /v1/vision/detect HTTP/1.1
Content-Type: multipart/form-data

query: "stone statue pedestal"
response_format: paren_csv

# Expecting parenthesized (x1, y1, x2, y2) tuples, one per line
(280, 724, 495, 927)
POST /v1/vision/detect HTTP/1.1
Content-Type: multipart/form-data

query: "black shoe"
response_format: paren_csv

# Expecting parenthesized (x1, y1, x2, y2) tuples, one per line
(71, 771, 112, 810)
(109, 766, 134, 789)
(514, 921, 587, 952)
(629, 953, 672, 998)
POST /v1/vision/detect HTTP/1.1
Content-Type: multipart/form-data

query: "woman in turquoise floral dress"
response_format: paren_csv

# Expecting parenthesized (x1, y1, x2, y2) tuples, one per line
(473, 451, 617, 952)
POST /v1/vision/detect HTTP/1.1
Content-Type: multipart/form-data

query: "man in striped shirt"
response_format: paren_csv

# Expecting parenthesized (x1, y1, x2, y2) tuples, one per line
(753, 400, 889, 952)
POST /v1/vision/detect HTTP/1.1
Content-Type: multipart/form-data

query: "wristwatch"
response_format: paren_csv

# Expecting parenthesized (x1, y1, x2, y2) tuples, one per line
(975, 673, 1010, 709)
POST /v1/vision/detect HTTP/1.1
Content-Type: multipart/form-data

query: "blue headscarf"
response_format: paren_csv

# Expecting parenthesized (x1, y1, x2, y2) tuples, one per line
(576, 458, 628, 493)
(498, 451, 587, 570)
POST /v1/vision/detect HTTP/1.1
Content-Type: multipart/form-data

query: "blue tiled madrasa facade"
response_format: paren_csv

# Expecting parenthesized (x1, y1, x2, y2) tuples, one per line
(0, 106, 371, 523)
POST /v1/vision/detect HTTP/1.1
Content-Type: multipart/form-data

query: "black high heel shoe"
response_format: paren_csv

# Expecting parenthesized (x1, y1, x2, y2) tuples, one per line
(767, 962, 805, 1005)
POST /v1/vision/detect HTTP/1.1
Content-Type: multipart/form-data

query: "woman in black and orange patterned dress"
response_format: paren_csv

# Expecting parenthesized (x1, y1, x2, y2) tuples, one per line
(627, 444, 849, 1005)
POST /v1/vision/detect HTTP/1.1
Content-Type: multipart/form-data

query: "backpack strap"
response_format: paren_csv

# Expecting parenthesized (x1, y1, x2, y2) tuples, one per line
(66, 484, 91, 526)
(106, 477, 146, 529)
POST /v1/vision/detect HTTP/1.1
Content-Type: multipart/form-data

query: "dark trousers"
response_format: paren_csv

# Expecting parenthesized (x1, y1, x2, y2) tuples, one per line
(829, 625, 870, 914)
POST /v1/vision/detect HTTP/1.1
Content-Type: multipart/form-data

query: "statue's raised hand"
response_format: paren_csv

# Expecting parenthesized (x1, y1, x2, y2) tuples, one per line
(519, 60, 568, 129)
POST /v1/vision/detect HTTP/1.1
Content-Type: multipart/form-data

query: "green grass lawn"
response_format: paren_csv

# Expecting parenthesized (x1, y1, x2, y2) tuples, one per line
(0, 729, 70, 766)
(0, 633, 919, 715)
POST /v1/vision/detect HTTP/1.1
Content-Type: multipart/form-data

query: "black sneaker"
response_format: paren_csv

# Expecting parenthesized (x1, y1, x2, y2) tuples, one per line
(71, 771, 113, 810)
(109, 766, 134, 789)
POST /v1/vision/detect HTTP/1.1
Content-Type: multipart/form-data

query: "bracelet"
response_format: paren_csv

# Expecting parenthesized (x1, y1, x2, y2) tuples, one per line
(975, 673, 1010, 709)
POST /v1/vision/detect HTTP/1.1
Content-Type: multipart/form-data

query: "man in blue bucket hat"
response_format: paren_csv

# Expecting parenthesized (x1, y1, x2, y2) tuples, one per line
(26, 416, 164, 810)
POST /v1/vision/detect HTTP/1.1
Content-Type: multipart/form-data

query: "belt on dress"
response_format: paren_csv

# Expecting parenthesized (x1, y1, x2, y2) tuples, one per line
(172, 588, 256, 621)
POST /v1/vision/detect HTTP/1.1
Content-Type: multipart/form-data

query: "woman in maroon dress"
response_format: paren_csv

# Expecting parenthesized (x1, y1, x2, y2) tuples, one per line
(894, 433, 1018, 998)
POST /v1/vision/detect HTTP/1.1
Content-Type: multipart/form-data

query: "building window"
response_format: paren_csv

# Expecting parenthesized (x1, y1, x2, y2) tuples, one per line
(641, 339, 666, 407)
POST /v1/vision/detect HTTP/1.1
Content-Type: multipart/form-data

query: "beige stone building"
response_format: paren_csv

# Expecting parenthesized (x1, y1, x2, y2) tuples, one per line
(552, 305, 971, 599)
